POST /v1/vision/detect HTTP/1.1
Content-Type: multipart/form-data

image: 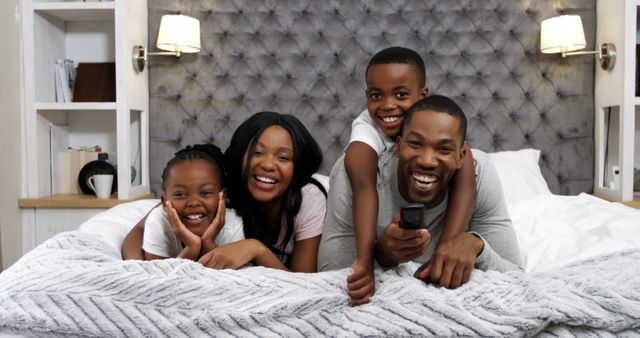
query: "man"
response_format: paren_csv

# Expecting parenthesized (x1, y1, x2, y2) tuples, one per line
(318, 95, 522, 293)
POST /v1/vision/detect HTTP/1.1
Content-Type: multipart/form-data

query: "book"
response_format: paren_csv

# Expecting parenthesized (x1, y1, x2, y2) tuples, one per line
(73, 62, 116, 102)
(636, 44, 640, 97)
(58, 149, 99, 194)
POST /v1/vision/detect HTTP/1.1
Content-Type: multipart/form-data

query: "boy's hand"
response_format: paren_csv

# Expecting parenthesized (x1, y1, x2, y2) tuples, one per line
(165, 201, 201, 251)
(201, 192, 226, 254)
(414, 232, 482, 288)
(347, 260, 375, 306)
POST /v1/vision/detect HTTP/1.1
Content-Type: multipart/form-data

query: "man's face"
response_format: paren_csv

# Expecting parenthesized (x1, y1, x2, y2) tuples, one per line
(395, 110, 466, 208)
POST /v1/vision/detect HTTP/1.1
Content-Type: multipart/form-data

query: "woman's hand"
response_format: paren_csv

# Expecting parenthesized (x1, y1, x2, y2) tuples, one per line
(199, 239, 289, 270)
(201, 191, 226, 254)
(198, 239, 266, 269)
(165, 200, 201, 259)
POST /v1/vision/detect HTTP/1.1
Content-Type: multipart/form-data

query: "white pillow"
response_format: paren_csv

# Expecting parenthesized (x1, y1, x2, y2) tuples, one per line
(78, 199, 160, 256)
(488, 149, 551, 202)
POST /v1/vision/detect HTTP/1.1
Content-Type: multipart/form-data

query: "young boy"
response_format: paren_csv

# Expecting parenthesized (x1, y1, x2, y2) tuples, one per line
(345, 47, 477, 306)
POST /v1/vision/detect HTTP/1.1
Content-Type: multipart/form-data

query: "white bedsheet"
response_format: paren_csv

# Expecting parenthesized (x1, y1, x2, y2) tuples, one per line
(508, 193, 640, 272)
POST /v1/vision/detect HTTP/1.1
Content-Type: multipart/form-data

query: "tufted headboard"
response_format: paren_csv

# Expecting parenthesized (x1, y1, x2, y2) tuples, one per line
(147, 0, 595, 197)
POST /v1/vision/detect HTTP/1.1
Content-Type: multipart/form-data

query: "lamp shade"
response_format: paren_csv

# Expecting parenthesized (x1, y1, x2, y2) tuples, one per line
(156, 14, 201, 53)
(540, 15, 586, 54)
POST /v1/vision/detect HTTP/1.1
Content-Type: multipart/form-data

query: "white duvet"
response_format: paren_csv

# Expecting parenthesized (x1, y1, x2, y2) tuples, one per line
(508, 193, 640, 272)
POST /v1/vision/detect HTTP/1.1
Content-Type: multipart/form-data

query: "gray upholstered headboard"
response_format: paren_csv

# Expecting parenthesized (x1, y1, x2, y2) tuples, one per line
(148, 0, 595, 196)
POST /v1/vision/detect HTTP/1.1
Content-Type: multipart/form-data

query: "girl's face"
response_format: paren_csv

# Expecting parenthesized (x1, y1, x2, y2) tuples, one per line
(161, 159, 222, 236)
(242, 125, 294, 205)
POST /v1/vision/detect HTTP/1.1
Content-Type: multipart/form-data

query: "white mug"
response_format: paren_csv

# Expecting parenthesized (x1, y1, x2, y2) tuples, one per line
(87, 174, 114, 199)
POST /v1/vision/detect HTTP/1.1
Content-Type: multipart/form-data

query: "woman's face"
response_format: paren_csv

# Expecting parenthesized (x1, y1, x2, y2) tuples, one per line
(242, 125, 294, 205)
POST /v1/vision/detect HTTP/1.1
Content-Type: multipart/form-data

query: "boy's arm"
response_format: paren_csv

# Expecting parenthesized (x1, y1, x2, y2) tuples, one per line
(345, 141, 379, 306)
(440, 143, 476, 241)
(418, 143, 477, 288)
(345, 141, 379, 267)
(121, 202, 161, 260)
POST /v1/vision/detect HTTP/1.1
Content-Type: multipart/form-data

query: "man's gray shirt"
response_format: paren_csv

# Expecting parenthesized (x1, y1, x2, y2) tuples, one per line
(317, 149, 523, 272)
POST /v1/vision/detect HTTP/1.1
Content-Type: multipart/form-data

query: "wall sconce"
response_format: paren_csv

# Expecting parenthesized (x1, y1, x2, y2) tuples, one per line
(540, 15, 616, 71)
(132, 14, 201, 73)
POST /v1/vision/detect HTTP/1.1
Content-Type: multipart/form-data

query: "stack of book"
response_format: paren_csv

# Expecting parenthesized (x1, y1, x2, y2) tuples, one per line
(54, 59, 76, 103)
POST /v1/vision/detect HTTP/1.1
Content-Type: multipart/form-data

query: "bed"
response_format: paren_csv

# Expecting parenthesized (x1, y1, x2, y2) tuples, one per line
(5, 0, 640, 336)
(1, 149, 640, 337)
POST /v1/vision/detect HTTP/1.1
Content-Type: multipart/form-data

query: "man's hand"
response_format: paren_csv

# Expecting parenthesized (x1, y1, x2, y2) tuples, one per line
(201, 192, 226, 254)
(376, 213, 430, 267)
(414, 232, 484, 288)
(165, 201, 201, 258)
(347, 260, 375, 306)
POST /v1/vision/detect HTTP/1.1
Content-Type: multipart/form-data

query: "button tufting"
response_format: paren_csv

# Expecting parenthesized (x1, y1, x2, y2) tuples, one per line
(146, 1, 596, 197)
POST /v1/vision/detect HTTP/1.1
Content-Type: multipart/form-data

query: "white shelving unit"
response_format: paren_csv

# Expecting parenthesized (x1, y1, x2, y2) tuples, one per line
(594, 0, 639, 208)
(19, 0, 152, 252)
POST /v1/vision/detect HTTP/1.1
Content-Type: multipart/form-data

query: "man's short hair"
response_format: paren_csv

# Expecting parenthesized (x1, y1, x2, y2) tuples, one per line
(366, 46, 426, 88)
(402, 95, 467, 144)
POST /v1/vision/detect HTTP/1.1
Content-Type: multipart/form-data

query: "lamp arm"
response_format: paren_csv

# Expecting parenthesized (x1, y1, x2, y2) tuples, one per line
(561, 50, 599, 57)
(147, 51, 182, 57)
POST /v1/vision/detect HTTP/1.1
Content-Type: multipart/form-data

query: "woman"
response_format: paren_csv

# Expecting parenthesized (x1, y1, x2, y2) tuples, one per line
(198, 112, 326, 272)
(122, 112, 327, 273)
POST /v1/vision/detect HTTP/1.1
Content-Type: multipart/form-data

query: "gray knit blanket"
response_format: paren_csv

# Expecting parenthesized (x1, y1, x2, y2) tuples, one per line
(1, 231, 639, 337)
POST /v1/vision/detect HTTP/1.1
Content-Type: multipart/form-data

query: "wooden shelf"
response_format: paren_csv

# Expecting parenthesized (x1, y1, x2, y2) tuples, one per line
(19, 192, 156, 209)
(622, 194, 640, 209)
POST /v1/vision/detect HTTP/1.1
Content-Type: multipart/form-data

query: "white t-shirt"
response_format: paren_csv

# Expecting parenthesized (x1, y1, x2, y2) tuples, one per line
(278, 183, 327, 256)
(349, 109, 396, 156)
(142, 207, 245, 258)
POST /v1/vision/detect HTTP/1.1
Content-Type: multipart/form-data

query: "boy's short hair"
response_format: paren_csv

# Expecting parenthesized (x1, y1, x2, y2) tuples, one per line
(365, 46, 426, 87)
(403, 95, 467, 145)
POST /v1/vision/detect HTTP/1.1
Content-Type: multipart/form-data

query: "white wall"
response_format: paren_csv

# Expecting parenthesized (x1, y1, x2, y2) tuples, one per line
(0, 0, 24, 270)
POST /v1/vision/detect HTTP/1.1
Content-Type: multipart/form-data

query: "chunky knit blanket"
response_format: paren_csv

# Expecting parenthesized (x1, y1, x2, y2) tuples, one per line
(1, 231, 639, 337)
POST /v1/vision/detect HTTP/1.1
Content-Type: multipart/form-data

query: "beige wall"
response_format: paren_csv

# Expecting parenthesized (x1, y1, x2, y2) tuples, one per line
(0, 0, 24, 270)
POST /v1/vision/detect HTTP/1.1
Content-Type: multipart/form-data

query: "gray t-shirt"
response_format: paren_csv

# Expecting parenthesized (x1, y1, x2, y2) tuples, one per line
(317, 149, 523, 272)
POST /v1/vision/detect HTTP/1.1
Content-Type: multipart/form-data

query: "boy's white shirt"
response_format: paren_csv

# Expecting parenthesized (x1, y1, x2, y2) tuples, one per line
(142, 207, 245, 258)
(349, 109, 396, 155)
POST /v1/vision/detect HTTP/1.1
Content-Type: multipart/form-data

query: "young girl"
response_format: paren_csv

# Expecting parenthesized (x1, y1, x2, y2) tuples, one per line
(121, 144, 244, 260)
(197, 111, 327, 272)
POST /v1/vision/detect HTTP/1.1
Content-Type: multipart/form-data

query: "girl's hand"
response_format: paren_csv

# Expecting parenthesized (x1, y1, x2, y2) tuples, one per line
(198, 239, 266, 270)
(165, 200, 201, 259)
(201, 191, 226, 254)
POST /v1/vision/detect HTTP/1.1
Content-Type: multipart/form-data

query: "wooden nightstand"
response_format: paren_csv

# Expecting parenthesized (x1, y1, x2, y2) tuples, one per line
(19, 192, 156, 254)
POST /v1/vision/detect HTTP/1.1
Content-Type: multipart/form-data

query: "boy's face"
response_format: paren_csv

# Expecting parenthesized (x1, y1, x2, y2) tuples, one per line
(161, 159, 222, 236)
(395, 109, 465, 209)
(366, 63, 428, 138)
